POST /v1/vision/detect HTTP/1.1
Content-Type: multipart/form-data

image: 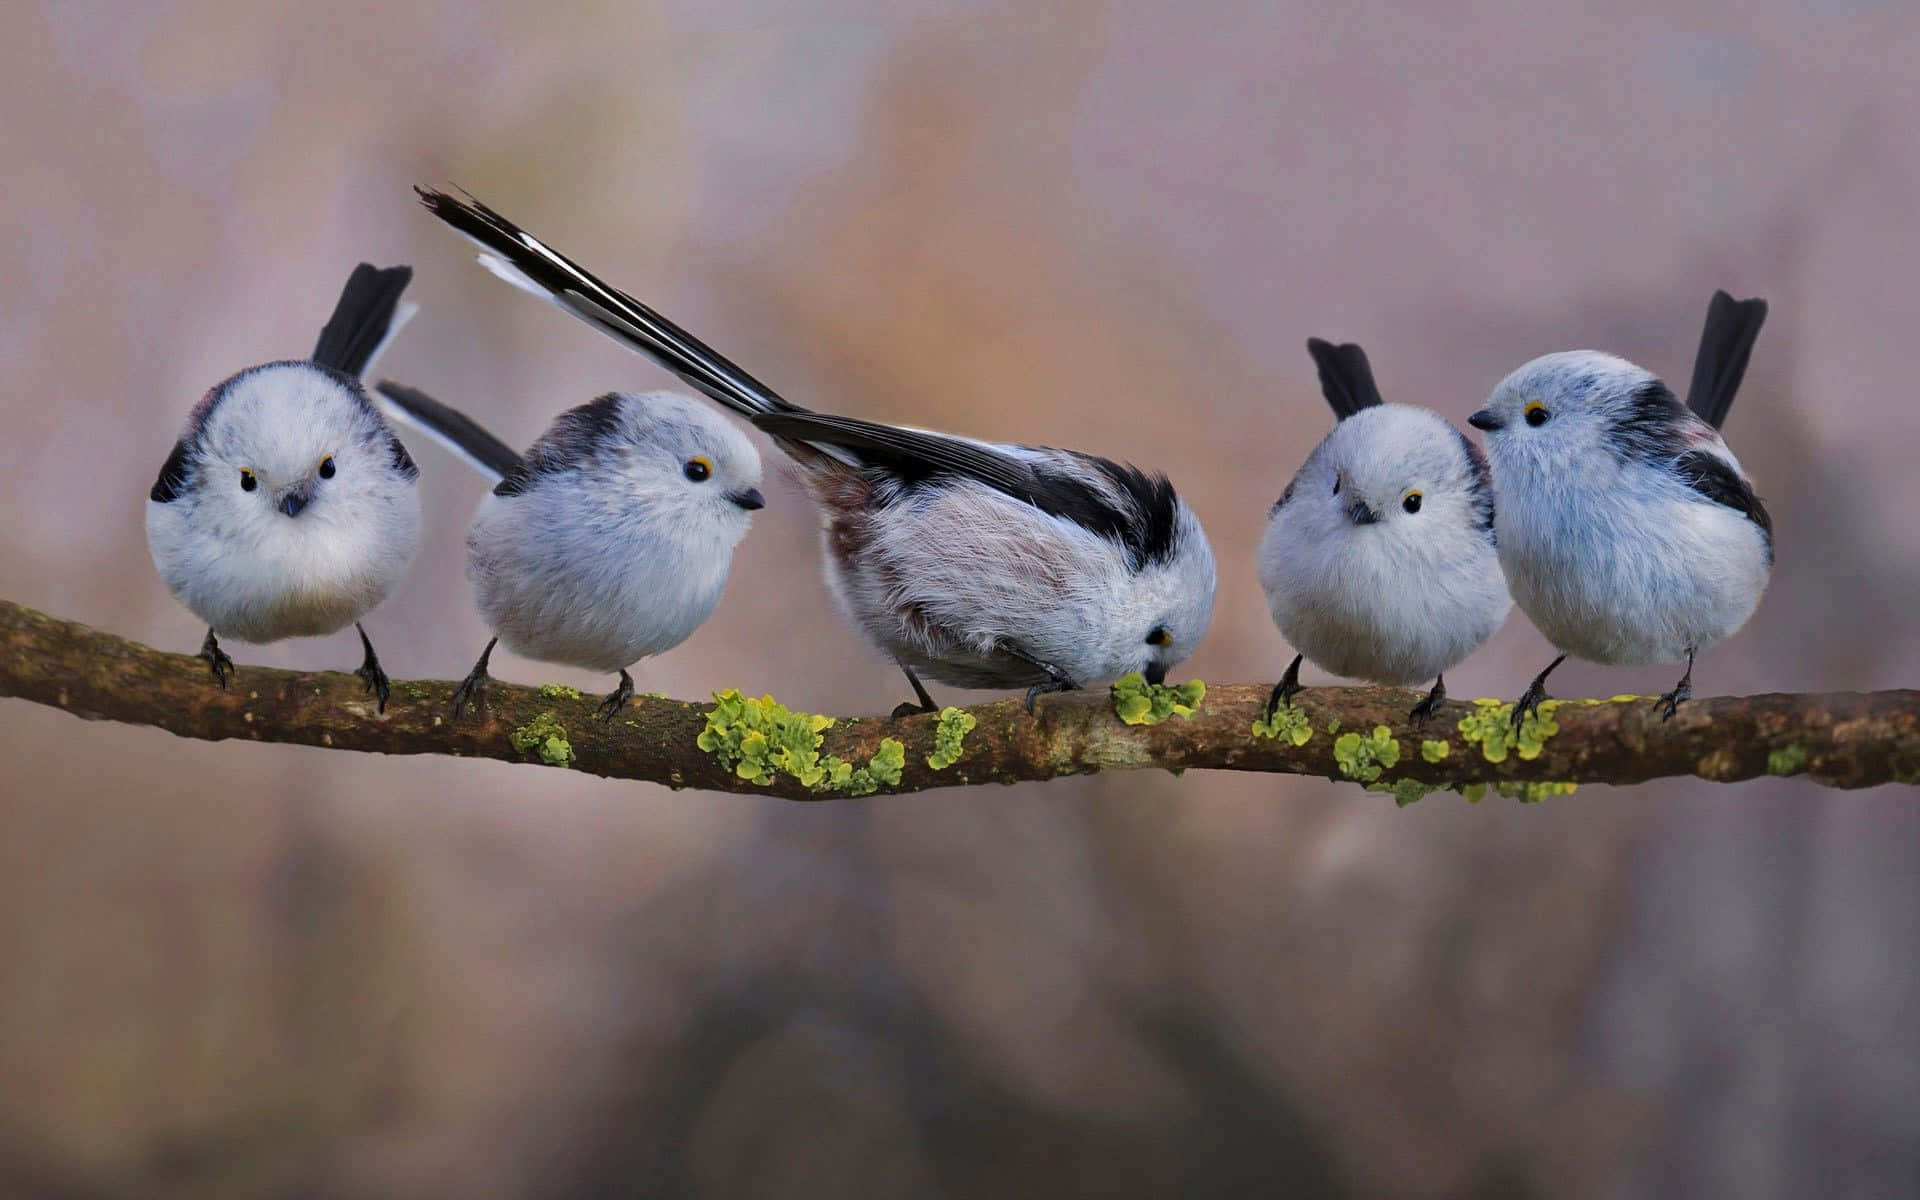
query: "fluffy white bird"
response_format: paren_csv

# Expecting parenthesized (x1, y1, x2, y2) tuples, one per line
(1468, 290, 1771, 726)
(376, 383, 764, 719)
(1258, 338, 1509, 721)
(146, 264, 421, 710)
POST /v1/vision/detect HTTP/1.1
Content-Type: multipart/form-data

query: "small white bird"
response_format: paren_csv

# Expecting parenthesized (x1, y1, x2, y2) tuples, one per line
(1468, 290, 1771, 727)
(375, 383, 765, 720)
(146, 264, 422, 710)
(413, 188, 1217, 715)
(1258, 338, 1509, 722)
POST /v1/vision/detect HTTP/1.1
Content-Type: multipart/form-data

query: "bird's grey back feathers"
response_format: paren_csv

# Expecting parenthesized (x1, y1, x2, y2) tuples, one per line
(1684, 290, 1768, 430)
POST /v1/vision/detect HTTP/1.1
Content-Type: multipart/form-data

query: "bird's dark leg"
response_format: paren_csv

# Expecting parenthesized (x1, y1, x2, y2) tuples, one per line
(1655, 648, 1695, 721)
(451, 637, 497, 720)
(1262, 654, 1304, 722)
(890, 662, 940, 720)
(597, 668, 635, 722)
(353, 623, 392, 714)
(1409, 674, 1447, 724)
(199, 628, 234, 690)
(1510, 654, 1567, 733)
(1001, 644, 1077, 715)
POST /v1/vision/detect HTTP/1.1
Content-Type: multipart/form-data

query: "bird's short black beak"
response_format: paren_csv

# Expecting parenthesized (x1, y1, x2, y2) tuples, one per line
(729, 487, 766, 511)
(1144, 661, 1168, 687)
(1467, 408, 1504, 432)
(1347, 501, 1380, 526)
(277, 488, 310, 518)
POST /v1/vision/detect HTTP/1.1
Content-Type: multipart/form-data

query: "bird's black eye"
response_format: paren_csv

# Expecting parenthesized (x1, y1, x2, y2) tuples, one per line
(1331, 474, 1342, 496)
(318, 456, 335, 479)
(1145, 626, 1170, 647)
(684, 457, 712, 482)
(1402, 490, 1422, 514)
(240, 468, 257, 492)
(1524, 402, 1549, 427)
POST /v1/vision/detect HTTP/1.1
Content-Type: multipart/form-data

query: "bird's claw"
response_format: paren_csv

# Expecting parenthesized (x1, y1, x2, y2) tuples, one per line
(356, 661, 392, 714)
(596, 670, 635, 723)
(198, 631, 234, 690)
(1654, 681, 1691, 722)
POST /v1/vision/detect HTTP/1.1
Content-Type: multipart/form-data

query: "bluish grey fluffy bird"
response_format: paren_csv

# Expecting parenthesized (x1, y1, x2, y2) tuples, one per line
(413, 188, 1217, 715)
(145, 263, 421, 710)
(1469, 290, 1772, 728)
(375, 382, 764, 720)
(1258, 339, 1509, 722)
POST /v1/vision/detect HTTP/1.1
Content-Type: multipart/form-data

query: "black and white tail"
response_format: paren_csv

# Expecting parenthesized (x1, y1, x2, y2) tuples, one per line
(415, 188, 801, 420)
(1306, 337, 1387, 420)
(373, 381, 523, 483)
(1684, 289, 1768, 430)
(312, 263, 416, 379)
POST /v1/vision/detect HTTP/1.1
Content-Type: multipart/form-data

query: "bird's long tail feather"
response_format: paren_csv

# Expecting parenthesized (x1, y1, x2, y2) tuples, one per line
(415, 187, 800, 420)
(373, 380, 523, 483)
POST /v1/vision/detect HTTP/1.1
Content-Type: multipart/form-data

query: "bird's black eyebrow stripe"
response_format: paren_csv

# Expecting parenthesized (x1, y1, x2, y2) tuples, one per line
(1674, 449, 1774, 564)
(494, 393, 625, 497)
(1608, 380, 1692, 466)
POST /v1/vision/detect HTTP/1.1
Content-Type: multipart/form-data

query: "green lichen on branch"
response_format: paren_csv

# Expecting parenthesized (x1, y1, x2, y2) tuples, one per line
(1458, 699, 1562, 763)
(1333, 725, 1401, 782)
(536, 683, 582, 701)
(1496, 780, 1579, 804)
(926, 707, 977, 770)
(695, 690, 906, 795)
(508, 712, 575, 768)
(1111, 673, 1206, 726)
(1767, 744, 1808, 776)
(1420, 739, 1451, 763)
(1251, 702, 1314, 746)
(1369, 778, 1436, 807)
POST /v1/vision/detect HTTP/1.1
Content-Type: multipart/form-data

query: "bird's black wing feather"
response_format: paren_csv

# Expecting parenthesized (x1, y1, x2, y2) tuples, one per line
(311, 264, 413, 377)
(1684, 290, 1768, 430)
(1306, 338, 1386, 420)
(417, 187, 800, 419)
(752, 410, 1182, 568)
(374, 381, 524, 480)
(751, 411, 1039, 495)
(1674, 448, 1773, 562)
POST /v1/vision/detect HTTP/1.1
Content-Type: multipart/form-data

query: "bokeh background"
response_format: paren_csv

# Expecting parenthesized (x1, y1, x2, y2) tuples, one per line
(3, 2, 1918, 1196)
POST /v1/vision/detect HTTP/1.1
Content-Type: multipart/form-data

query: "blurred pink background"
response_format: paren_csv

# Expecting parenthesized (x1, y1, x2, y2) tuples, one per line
(2, 1, 1917, 1195)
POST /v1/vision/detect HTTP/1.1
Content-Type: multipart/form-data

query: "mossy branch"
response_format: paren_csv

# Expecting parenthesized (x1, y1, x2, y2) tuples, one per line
(2, 598, 1916, 798)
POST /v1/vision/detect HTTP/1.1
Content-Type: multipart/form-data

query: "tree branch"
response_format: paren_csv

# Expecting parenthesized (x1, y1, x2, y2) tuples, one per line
(2, 598, 1915, 797)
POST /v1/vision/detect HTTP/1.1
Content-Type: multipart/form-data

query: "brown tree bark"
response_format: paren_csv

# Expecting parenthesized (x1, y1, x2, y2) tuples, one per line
(3, 598, 1915, 797)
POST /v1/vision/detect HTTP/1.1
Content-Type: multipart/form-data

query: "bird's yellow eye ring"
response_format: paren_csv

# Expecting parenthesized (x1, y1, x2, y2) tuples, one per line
(1401, 490, 1422, 514)
(1145, 627, 1171, 647)
(239, 468, 257, 493)
(317, 456, 335, 479)
(684, 457, 713, 483)
(1524, 401, 1550, 427)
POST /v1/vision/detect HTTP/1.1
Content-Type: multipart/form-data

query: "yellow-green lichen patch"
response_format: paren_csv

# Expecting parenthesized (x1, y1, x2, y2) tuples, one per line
(1457, 699, 1562, 763)
(1420, 739, 1451, 763)
(537, 683, 583, 701)
(1333, 725, 1401, 783)
(1111, 674, 1205, 726)
(508, 712, 575, 768)
(1368, 778, 1436, 807)
(1766, 744, 1807, 776)
(926, 707, 977, 770)
(828, 738, 907, 797)
(1251, 703, 1313, 746)
(1496, 780, 1578, 804)
(1325, 718, 1342, 735)
(696, 690, 909, 795)
(1458, 782, 1488, 804)
(697, 690, 837, 787)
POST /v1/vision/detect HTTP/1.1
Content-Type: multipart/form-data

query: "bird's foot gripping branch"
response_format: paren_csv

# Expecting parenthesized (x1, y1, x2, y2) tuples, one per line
(2, 599, 1916, 796)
